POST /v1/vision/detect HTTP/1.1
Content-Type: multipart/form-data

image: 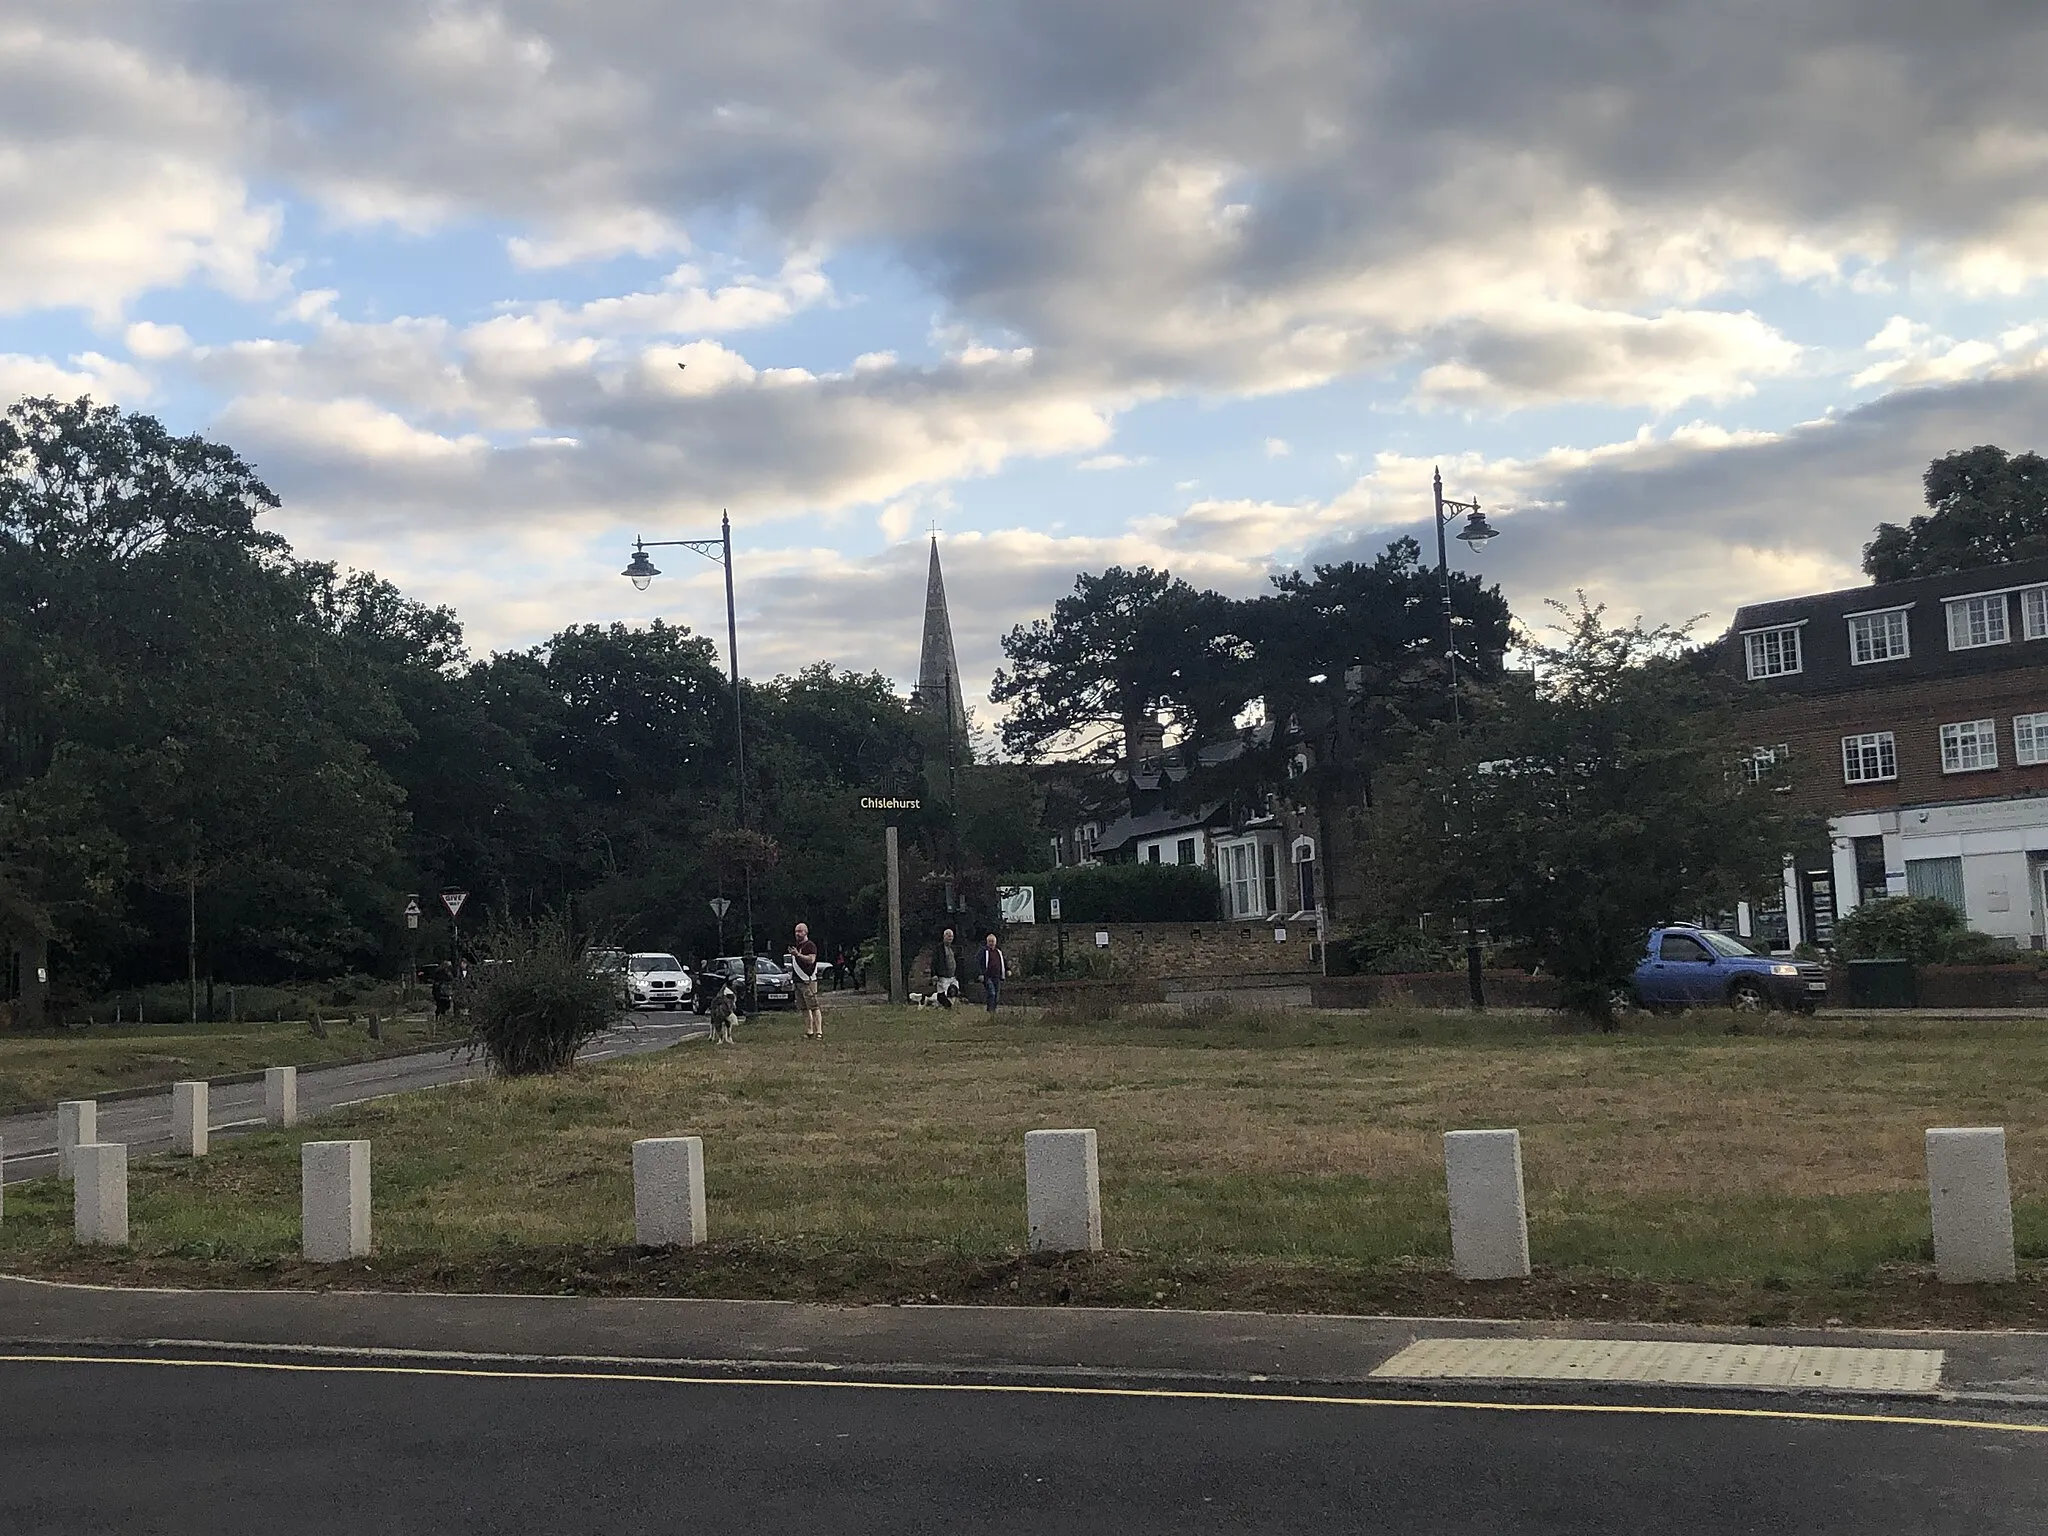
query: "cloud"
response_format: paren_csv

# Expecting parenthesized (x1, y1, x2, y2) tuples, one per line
(0, 21, 280, 319)
(1263, 437, 1291, 457)
(1077, 452, 1150, 470)
(1414, 305, 1802, 412)
(508, 210, 691, 270)
(0, 350, 150, 403)
(21, 0, 2044, 400)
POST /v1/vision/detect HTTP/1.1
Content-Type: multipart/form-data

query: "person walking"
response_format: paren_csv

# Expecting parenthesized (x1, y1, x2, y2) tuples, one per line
(979, 932, 1006, 1014)
(931, 927, 959, 1008)
(790, 921, 824, 1039)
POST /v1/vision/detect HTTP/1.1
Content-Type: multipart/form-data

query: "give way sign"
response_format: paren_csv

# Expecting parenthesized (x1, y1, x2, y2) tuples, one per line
(441, 890, 468, 919)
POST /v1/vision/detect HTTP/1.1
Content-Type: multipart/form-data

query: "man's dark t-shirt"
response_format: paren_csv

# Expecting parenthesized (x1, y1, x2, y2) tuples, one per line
(933, 942, 957, 979)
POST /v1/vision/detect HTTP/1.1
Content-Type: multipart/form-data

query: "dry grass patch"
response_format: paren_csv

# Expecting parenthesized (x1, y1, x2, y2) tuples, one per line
(0, 1014, 446, 1109)
(3, 1005, 2046, 1320)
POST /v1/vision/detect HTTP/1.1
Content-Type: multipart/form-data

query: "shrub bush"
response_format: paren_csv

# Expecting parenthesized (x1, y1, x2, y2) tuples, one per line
(1004, 862, 1222, 923)
(465, 915, 623, 1075)
(1832, 895, 2016, 965)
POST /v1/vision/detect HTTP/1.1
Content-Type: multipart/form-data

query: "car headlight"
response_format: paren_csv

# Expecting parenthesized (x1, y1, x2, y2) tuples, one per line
(1770, 963, 1799, 977)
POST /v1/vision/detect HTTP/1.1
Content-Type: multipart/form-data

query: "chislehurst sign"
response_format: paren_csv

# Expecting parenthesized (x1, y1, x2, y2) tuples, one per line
(860, 796, 922, 810)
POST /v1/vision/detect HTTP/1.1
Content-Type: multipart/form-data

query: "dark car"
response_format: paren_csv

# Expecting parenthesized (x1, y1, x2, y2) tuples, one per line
(692, 955, 796, 1011)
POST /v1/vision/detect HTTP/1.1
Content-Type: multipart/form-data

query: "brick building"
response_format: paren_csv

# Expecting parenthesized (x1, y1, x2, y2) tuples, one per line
(1727, 554, 2048, 950)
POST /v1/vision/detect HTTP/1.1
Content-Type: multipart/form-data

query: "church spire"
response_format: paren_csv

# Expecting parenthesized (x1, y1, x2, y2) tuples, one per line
(912, 535, 968, 753)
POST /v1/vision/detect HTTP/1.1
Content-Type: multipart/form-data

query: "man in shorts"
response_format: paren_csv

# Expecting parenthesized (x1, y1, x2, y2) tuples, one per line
(790, 921, 824, 1039)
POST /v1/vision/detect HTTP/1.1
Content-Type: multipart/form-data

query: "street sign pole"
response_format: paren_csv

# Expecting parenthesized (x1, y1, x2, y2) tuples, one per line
(403, 896, 422, 1003)
(709, 896, 731, 957)
(440, 889, 468, 1006)
(885, 823, 904, 1005)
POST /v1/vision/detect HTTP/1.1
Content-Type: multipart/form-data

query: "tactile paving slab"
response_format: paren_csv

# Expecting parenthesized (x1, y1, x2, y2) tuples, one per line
(1369, 1338, 1943, 1396)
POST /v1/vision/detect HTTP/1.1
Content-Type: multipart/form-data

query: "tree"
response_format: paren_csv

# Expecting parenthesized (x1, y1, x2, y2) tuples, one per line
(991, 566, 1247, 765)
(1219, 540, 1511, 927)
(1, 397, 406, 1005)
(1372, 599, 1794, 1020)
(1864, 445, 2048, 582)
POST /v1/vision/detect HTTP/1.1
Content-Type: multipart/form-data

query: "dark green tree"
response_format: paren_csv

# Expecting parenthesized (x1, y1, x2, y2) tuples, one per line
(1215, 539, 1511, 927)
(991, 566, 1248, 764)
(1864, 445, 2048, 581)
(1372, 599, 1793, 1021)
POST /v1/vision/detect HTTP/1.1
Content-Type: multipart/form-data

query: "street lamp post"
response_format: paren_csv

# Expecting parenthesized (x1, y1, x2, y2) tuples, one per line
(1432, 467, 1502, 1010)
(623, 512, 758, 1015)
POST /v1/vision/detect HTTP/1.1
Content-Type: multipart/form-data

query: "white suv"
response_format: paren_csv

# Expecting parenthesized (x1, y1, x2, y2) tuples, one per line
(624, 952, 694, 1011)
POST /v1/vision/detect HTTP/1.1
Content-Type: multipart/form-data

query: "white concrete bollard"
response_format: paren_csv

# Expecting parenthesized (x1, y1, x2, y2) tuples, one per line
(171, 1080, 208, 1156)
(265, 1066, 299, 1128)
(633, 1136, 707, 1248)
(1445, 1129, 1531, 1280)
(1926, 1127, 2016, 1284)
(302, 1141, 371, 1263)
(1025, 1128, 1102, 1253)
(73, 1143, 128, 1246)
(57, 1100, 96, 1181)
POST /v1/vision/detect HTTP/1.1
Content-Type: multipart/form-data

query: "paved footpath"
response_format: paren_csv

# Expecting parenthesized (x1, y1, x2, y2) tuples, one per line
(0, 1018, 703, 1184)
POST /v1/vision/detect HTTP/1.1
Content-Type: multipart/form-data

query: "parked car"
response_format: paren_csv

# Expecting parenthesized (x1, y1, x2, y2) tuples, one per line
(624, 952, 694, 1011)
(1623, 926, 1828, 1014)
(693, 955, 796, 1011)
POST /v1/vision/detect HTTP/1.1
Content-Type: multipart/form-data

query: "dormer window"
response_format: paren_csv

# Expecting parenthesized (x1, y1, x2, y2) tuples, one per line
(1743, 623, 1803, 680)
(1845, 605, 1910, 665)
(1946, 593, 2010, 650)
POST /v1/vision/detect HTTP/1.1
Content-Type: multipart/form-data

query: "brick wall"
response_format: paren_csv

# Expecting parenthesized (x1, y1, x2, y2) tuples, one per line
(1010, 920, 1321, 979)
(1744, 669, 2048, 818)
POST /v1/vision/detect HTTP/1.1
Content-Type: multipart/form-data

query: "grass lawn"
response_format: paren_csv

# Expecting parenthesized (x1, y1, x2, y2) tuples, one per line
(0, 1013, 447, 1110)
(4, 1004, 2047, 1325)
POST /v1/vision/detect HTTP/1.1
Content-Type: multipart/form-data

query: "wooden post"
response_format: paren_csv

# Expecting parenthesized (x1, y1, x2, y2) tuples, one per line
(885, 823, 905, 1005)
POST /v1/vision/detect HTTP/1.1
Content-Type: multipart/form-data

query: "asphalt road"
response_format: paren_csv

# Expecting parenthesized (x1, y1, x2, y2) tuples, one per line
(0, 1017, 704, 1184)
(2, 1350, 2044, 1534)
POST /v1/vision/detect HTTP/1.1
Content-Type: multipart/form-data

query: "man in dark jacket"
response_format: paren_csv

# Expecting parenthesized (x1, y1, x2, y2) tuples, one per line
(931, 927, 958, 1007)
(979, 932, 1006, 1014)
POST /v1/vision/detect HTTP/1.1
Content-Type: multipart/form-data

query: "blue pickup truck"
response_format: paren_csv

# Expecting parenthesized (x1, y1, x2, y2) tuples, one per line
(1624, 925, 1829, 1014)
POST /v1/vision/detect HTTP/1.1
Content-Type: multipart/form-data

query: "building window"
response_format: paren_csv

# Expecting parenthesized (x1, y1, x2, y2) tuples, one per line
(1946, 594, 2010, 650)
(1841, 732, 1897, 784)
(1906, 855, 1966, 916)
(1743, 625, 1802, 679)
(2025, 586, 2048, 641)
(1292, 838, 1318, 913)
(2016, 713, 2048, 766)
(1219, 843, 1257, 918)
(1175, 837, 1196, 866)
(1846, 608, 1910, 664)
(1742, 744, 1789, 783)
(1260, 843, 1279, 915)
(1940, 718, 1999, 773)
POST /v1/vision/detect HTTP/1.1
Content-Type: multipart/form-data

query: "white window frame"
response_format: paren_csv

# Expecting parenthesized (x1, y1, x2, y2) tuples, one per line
(1841, 732, 1897, 784)
(1845, 605, 1911, 665)
(1945, 593, 2010, 650)
(1940, 718, 2000, 774)
(1742, 744, 1790, 783)
(1742, 623, 1804, 680)
(1217, 840, 1259, 919)
(2024, 586, 2048, 641)
(2015, 712, 2048, 766)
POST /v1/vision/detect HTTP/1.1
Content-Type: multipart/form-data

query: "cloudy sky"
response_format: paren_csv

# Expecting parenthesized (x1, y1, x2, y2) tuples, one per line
(7, 2, 2048, 725)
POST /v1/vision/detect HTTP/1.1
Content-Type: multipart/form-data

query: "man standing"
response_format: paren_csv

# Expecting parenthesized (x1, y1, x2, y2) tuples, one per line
(790, 921, 824, 1039)
(931, 927, 958, 1007)
(979, 932, 1006, 1014)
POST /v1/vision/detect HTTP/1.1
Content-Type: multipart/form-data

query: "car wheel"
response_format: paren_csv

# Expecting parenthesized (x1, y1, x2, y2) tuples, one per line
(1728, 980, 1770, 1014)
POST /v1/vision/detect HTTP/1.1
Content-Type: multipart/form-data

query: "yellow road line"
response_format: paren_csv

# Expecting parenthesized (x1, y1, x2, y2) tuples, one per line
(3, 1352, 2045, 1436)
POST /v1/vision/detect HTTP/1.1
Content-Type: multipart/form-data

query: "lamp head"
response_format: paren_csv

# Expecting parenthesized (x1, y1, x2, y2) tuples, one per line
(1456, 509, 1501, 547)
(623, 545, 660, 590)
